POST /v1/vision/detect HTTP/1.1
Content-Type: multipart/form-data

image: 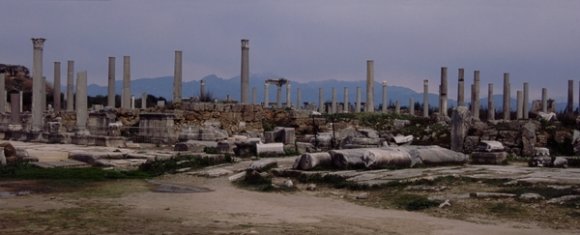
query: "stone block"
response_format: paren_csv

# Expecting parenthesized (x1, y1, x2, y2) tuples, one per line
(470, 151, 507, 165)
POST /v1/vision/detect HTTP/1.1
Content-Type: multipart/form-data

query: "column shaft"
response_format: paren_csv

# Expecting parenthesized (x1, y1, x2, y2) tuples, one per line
(107, 57, 115, 107)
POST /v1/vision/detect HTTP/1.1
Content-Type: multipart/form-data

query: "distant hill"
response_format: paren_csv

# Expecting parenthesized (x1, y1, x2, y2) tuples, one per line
(86, 74, 567, 111)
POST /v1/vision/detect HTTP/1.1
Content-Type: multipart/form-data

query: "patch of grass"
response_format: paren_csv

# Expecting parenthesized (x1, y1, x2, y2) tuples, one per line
(0, 164, 148, 181)
(139, 154, 226, 176)
(392, 193, 440, 211)
(487, 202, 525, 217)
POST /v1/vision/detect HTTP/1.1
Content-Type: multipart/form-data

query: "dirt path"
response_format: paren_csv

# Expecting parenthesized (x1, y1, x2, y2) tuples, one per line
(119, 175, 578, 235)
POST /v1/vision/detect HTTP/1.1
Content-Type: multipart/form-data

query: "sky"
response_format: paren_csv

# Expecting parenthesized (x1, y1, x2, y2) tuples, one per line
(1, 0, 580, 100)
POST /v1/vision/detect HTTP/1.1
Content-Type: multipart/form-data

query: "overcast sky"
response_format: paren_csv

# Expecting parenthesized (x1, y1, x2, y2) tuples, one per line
(2, 0, 579, 100)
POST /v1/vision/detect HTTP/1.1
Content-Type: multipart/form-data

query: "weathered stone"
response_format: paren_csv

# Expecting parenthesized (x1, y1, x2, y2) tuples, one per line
(293, 152, 332, 170)
(521, 121, 538, 157)
(470, 192, 516, 199)
(451, 106, 471, 152)
(403, 145, 468, 166)
(471, 151, 507, 165)
(547, 195, 580, 205)
(519, 193, 545, 202)
(362, 148, 415, 169)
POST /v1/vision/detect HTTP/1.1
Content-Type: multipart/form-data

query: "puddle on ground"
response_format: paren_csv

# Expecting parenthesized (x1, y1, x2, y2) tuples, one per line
(147, 181, 212, 193)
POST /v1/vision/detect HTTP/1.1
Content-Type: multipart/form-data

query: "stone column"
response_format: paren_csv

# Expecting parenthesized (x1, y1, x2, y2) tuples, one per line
(19, 91, 23, 112)
(366, 60, 375, 112)
(394, 100, 400, 114)
(276, 84, 282, 108)
(382, 81, 387, 113)
(355, 86, 361, 113)
(10, 93, 20, 124)
(173, 50, 183, 103)
(451, 106, 469, 152)
(141, 92, 147, 109)
(439, 67, 448, 116)
(318, 88, 324, 113)
(516, 90, 523, 119)
(0, 73, 5, 113)
(131, 96, 135, 109)
(286, 82, 291, 108)
(457, 68, 465, 106)
(41, 76, 46, 111)
(343, 87, 349, 113)
(252, 87, 257, 105)
(31, 38, 45, 132)
(523, 82, 529, 119)
(76, 71, 88, 133)
(200, 80, 206, 100)
(488, 83, 495, 120)
(567, 80, 574, 113)
(53, 62, 61, 112)
(296, 88, 301, 109)
(66, 60, 74, 111)
(473, 70, 480, 120)
(331, 87, 337, 114)
(423, 80, 429, 117)
(122, 56, 131, 109)
(503, 73, 510, 120)
(409, 98, 414, 115)
(240, 39, 250, 104)
(263, 82, 269, 108)
(107, 57, 115, 107)
(542, 88, 548, 112)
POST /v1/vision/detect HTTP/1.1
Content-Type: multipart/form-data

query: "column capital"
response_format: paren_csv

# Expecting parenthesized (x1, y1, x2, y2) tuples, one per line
(241, 39, 249, 49)
(31, 38, 46, 49)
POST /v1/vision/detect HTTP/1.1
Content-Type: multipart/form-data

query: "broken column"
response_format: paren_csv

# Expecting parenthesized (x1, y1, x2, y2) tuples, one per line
(173, 50, 183, 103)
(200, 79, 206, 100)
(523, 82, 529, 119)
(394, 100, 400, 114)
(131, 96, 135, 109)
(457, 68, 465, 106)
(107, 57, 115, 107)
(318, 88, 324, 113)
(296, 88, 301, 109)
(366, 60, 374, 112)
(276, 84, 282, 108)
(240, 39, 250, 104)
(542, 88, 548, 113)
(122, 56, 131, 109)
(263, 82, 269, 108)
(423, 80, 429, 117)
(343, 87, 349, 113)
(473, 70, 480, 120)
(31, 38, 45, 133)
(451, 106, 470, 152)
(567, 80, 574, 113)
(252, 87, 257, 105)
(517, 90, 523, 119)
(286, 82, 291, 108)
(0, 73, 5, 113)
(409, 98, 414, 115)
(439, 67, 448, 116)
(488, 83, 495, 120)
(381, 81, 387, 113)
(76, 71, 88, 133)
(331, 87, 337, 114)
(66, 60, 74, 111)
(141, 92, 147, 109)
(10, 93, 20, 124)
(503, 73, 510, 120)
(355, 86, 361, 113)
(53, 61, 61, 112)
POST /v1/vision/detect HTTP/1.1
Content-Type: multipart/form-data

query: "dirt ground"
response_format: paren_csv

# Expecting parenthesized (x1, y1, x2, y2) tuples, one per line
(1, 170, 579, 235)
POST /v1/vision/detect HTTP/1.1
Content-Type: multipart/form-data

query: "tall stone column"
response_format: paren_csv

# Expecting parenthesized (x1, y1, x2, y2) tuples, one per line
(131, 96, 135, 109)
(503, 73, 510, 120)
(240, 39, 250, 104)
(76, 71, 88, 133)
(41, 76, 46, 111)
(409, 98, 414, 115)
(31, 38, 46, 133)
(488, 83, 495, 120)
(517, 90, 523, 119)
(0, 73, 5, 113)
(173, 50, 183, 103)
(355, 86, 361, 113)
(394, 100, 400, 114)
(366, 60, 375, 112)
(423, 80, 429, 117)
(263, 83, 269, 108)
(19, 91, 23, 112)
(107, 57, 116, 107)
(66, 60, 74, 111)
(473, 70, 480, 120)
(122, 56, 131, 109)
(439, 67, 448, 116)
(541, 88, 548, 112)
(523, 82, 529, 119)
(318, 88, 324, 113)
(276, 84, 282, 108)
(457, 68, 465, 106)
(331, 87, 337, 114)
(343, 87, 349, 113)
(53, 62, 61, 112)
(296, 88, 301, 109)
(567, 80, 574, 113)
(141, 92, 147, 109)
(252, 87, 257, 105)
(381, 81, 387, 113)
(10, 93, 20, 124)
(200, 80, 206, 100)
(286, 82, 291, 108)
